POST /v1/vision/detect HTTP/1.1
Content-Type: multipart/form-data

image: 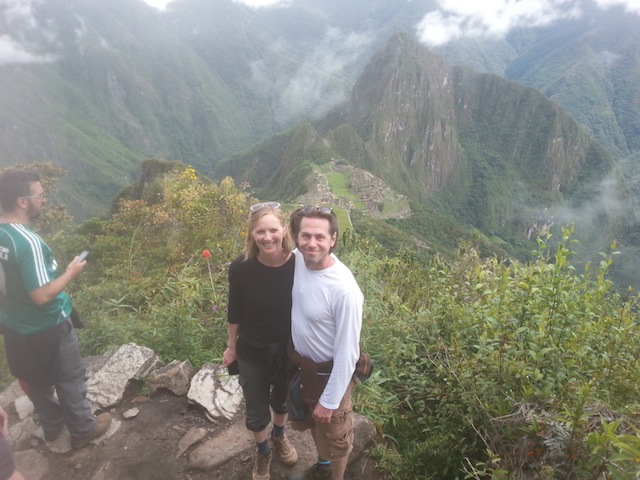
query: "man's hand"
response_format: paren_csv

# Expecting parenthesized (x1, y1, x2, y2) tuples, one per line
(312, 403, 334, 424)
(66, 256, 87, 279)
(29, 256, 87, 306)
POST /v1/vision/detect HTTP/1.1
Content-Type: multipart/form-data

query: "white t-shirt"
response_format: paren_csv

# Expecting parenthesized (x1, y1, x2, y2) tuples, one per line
(291, 249, 363, 409)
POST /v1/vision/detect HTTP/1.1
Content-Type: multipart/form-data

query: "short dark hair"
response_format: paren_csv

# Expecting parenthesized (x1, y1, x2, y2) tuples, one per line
(289, 205, 339, 252)
(0, 169, 41, 212)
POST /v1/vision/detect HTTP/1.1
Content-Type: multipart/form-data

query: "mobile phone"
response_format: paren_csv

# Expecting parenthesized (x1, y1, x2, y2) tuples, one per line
(77, 250, 89, 262)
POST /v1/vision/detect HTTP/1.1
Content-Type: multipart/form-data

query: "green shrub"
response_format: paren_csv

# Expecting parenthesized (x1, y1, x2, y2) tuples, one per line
(347, 227, 640, 479)
(5, 164, 640, 480)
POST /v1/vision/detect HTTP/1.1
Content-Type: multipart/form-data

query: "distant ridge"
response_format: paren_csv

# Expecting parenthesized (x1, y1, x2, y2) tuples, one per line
(0, 0, 638, 221)
(217, 34, 624, 246)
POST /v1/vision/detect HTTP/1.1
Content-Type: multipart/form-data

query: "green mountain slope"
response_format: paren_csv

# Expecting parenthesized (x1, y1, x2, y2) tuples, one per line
(503, 6, 640, 161)
(1, 0, 638, 225)
(216, 34, 629, 263)
(0, 0, 262, 217)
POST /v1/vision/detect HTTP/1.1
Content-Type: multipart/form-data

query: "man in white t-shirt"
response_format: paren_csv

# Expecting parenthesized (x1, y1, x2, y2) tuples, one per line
(289, 205, 363, 480)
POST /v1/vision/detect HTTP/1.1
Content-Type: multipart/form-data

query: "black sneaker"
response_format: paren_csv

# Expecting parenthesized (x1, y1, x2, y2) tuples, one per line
(44, 427, 62, 443)
(289, 462, 331, 480)
(44, 424, 64, 442)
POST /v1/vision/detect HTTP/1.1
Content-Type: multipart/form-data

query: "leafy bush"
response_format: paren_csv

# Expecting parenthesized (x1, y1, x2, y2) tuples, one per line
(346, 228, 640, 479)
(4, 164, 640, 479)
(65, 166, 252, 369)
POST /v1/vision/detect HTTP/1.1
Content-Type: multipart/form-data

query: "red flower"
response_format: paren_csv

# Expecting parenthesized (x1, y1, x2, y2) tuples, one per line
(202, 249, 212, 259)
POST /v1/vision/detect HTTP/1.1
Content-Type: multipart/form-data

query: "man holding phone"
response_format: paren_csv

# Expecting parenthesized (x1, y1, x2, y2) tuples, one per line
(0, 168, 111, 449)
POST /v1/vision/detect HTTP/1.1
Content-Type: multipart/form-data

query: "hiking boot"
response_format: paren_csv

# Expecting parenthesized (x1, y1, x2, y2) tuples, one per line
(43, 422, 65, 442)
(289, 462, 331, 479)
(70, 412, 112, 449)
(252, 451, 272, 480)
(44, 429, 62, 442)
(272, 433, 298, 466)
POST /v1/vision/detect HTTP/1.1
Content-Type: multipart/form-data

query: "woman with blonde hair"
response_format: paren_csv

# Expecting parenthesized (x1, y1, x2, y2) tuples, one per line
(223, 202, 298, 480)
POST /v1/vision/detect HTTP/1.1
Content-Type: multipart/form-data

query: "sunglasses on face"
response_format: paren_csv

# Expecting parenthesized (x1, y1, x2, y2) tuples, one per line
(22, 193, 47, 200)
(250, 201, 281, 212)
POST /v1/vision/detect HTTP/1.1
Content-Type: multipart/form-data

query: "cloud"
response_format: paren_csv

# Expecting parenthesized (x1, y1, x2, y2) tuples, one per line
(1, 0, 38, 28)
(598, 49, 621, 69)
(272, 28, 373, 124)
(551, 172, 633, 244)
(0, 34, 54, 65)
(140, 0, 173, 11)
(0, 0, 57, 65)
(416, 0, 638, 47)
(141, 0, 292, 11)
(231, 0, 292, 8)
(594, 0, 640, 14)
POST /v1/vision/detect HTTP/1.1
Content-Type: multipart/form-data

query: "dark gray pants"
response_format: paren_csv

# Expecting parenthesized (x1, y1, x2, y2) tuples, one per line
(22, 320, 94, 438)
(238, 358, 288, 433)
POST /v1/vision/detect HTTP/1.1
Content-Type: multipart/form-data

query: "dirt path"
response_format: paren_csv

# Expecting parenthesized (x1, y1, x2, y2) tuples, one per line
(14, 383, 387, 480)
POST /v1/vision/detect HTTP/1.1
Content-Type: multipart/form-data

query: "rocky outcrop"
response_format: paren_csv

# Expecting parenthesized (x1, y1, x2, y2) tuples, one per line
(1, 343, 379, 480)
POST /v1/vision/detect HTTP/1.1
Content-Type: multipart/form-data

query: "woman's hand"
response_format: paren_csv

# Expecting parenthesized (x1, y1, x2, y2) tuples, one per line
(222, 346, 238, 367)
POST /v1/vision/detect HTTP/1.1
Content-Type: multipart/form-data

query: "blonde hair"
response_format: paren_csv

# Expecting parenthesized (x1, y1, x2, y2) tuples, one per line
(244, 205, 293, 260)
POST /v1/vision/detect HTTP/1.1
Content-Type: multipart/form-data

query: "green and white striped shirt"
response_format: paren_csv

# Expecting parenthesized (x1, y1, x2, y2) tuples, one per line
(0, 223, 72, 335)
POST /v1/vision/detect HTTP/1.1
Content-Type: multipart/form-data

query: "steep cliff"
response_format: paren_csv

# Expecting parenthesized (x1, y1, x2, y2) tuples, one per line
(218, 34, 624, 248)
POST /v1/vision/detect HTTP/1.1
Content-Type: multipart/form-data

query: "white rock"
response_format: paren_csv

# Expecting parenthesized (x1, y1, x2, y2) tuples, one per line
(14, 395, 34, 420)
(86, 343, 164, 408)
(187, 364, 243, 420)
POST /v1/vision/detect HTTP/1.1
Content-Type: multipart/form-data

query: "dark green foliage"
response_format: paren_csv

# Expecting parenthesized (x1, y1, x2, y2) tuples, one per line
(213, 131, 296, 189)
(326, 124, 369, 167)
(263, 163, 312, 201)
(115, 158, 187, 207)
(349, 211, 424, 260)
(4, 164, 640, 480)
(346, 230, 640, 479)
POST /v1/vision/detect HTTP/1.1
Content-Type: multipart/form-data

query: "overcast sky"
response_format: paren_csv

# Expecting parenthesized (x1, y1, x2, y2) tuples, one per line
(1, 0, 639, 67)
(415, 0, 640, 46)
(142, 0, 291, 9)
(142, 0, 640, 46)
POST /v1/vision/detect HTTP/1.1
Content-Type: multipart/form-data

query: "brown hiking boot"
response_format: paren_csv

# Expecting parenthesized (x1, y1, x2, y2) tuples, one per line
(272, 433, 298, 466)
(252, 451, 272, 480)
(289, 462, 331, 479)
(71, 412, 112, 449)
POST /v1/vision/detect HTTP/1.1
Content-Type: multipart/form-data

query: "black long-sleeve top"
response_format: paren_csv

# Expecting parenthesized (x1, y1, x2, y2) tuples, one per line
(227, 254, 294, 365)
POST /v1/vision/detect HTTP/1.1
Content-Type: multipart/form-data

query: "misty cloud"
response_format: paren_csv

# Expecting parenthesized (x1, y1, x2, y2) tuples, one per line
(1, 0, 37, 28)
(550, 173, 633, 242)
(0, 34, 55, 65)
(595, 0, 640, 14)
(416, 0, 639, 47)
(272, 28, 373, 124)
(231, 0, 292, 8)
(598, 49, 621, 69)
(0, 0, 58, 65)
(140, 0, 173, 10)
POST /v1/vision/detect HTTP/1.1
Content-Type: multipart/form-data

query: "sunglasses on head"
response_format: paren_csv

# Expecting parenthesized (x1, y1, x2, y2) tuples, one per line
(250, 201, 281, 212)
(302, 205, 333, 214)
